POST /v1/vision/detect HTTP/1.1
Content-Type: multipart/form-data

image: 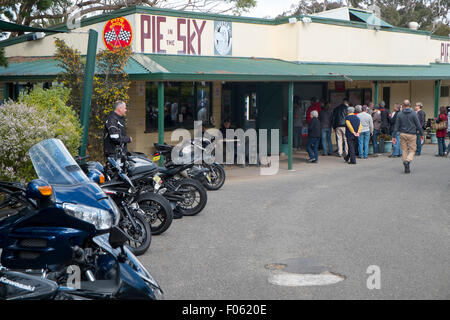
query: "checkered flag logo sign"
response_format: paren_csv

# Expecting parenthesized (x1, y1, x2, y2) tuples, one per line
(118, 29, 131, 42)
(104, 29, 117, 43)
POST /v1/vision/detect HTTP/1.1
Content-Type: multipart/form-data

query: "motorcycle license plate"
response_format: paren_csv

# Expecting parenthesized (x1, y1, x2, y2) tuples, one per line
(152, 155, 160, 162)
(153, 175, 162, 184)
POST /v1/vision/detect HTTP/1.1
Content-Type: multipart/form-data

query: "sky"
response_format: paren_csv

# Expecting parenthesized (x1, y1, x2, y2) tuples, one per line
(245, 0, 300, 18)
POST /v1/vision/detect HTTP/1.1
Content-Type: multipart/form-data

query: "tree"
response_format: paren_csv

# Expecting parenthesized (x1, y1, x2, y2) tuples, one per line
(285, 0, 450, 36)
(54, 38, 132, 160)
(1, 0, 256, 37)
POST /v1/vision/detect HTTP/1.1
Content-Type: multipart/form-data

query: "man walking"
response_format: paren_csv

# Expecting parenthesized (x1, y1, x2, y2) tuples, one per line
(307, 110, 321, 163)
(331, 98, 349, 157)
(103, 100, 132, 159)
(357, 105, 373, 159)
(414, 102, 426, 156)
(344, 106, 361, 164)
(392, 100, 424, 174)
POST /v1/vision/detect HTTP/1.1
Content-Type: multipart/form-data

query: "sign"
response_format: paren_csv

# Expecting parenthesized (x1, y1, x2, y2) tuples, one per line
(103, 17, 133, 51)
(141, 14, 209, 55)
(214, 21, 232, 56)
(441, 42, 450, 63)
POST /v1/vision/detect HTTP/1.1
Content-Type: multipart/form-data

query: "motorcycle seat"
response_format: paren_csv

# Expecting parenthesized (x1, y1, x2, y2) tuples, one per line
(154, 143, 173, 153)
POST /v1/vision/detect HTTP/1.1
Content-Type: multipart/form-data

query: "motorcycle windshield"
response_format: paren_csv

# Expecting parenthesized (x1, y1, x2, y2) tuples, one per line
(29, 139, 90, 185)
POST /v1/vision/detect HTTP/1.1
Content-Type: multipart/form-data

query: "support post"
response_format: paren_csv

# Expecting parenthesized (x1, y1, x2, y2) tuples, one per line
(374, 81, 379, 107)
(434, 80, 442, 118)
(288, 82, 294, 171)
(158, 82, 165, 165)
(79, 29, 98, 158)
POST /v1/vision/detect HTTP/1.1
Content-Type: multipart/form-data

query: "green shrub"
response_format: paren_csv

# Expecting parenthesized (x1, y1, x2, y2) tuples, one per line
(0, 87, 82, 183)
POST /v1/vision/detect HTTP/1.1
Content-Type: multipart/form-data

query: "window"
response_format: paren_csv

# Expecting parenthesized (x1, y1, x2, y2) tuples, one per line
(145, 82, 213, 132)
(441, 86, 449, 98)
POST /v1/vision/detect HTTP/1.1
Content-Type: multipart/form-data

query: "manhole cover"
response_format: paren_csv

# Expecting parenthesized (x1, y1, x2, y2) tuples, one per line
(266, 258, 345, 287)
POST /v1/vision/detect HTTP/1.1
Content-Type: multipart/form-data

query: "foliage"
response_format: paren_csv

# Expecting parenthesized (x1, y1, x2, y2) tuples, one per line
(0, 48, 7, 67)
(54, 39, 132, 161)
(0, 87, 81, 182)
(377, 133, 392, 141)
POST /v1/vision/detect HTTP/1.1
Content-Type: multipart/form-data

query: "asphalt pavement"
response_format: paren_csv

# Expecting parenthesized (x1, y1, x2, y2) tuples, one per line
(139, 144, 450, 300)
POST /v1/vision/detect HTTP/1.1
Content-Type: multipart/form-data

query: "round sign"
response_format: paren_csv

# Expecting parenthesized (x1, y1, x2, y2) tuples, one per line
(103, 17, 133, 51)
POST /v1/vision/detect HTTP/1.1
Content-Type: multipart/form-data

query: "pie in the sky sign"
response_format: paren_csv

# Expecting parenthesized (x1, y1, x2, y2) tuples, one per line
(103, 17, 133, 51)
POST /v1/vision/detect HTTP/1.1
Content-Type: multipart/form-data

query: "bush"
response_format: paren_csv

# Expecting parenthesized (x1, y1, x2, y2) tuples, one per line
(0, 87, 82, 183)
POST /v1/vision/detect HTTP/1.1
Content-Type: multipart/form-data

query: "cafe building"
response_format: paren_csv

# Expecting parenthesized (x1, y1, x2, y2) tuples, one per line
(1, 5, 450, 163)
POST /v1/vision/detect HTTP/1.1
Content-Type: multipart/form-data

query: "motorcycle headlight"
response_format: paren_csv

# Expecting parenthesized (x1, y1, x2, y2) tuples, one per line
(62, 203, 113, 230)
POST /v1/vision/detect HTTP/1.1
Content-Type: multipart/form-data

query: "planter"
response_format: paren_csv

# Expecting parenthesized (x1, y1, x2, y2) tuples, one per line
(430, 132, 438, 144)
(384, 141, 393, 153)
(378, 139, 385, 153)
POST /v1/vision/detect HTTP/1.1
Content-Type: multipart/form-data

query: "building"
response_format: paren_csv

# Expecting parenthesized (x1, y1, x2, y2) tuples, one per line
(1, 5, 450, 160)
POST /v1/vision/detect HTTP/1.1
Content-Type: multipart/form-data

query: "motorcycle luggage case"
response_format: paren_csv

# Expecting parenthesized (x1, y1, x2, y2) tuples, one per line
(0, 270, 58, 300)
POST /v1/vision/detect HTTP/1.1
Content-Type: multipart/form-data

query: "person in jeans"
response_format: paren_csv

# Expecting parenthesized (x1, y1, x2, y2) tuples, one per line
(371, 103, 381, 154)
(357, 105, 373, 159)
(414, 102, 426, 156)
(389, 103, 402, 158)
(307, 110, 321, 163)
(319, 102, 333, 156)
(435, 106, 448, 157)
(331, 98, 349, 157)
(344, 106, 361, 164)
(393, 100, 424, 174)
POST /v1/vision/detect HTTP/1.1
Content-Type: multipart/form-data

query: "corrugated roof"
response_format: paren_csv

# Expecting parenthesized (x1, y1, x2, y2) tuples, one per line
(1, 54, 450, 81)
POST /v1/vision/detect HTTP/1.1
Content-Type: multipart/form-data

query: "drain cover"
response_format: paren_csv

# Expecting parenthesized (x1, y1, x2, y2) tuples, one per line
(266, 258, 345, 287)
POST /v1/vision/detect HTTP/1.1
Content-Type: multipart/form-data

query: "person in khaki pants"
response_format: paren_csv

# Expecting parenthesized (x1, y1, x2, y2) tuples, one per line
(392, 100, 424, 173)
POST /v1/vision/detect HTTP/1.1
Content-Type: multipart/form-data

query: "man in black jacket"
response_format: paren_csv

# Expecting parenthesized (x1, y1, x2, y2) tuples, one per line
(379, 101, 390, 134)
(307, 110, 321, 163)
(103, 100, 132, 159)
(331, 99, 349, 157)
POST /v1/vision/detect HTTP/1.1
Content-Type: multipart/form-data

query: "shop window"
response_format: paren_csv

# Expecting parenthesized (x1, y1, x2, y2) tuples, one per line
(441, 86, 449, 97)
(145, 81, 212, 132)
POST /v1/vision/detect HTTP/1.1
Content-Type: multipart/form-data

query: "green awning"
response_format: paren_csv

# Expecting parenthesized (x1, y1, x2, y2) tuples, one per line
(1, 54, 450, 81)
(0, 20, 65, 33)
(349, 9, 393, 28)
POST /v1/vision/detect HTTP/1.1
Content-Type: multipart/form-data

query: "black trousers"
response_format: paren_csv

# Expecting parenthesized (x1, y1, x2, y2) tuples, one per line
(345, 135, 357, 164)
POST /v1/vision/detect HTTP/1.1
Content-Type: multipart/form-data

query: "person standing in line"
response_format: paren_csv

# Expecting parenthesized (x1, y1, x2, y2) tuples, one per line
(414, 102, 426, 156)
(379, 101, 390, 135)
(392, 100, 424, 174)
(371, 103, 381, 155)
(319, 102, 333, 156)
(389, 103, 402, 158)
(293, 96, 303, 151)
(307, 110, 321, 163)
(357, 105, 373, 159)
(344, 106, 361, 165)
(306, 97, 322, 125)
(447, 108, 450, 156)
(331, 98, 349, 157)
(435, 106, 448, 157)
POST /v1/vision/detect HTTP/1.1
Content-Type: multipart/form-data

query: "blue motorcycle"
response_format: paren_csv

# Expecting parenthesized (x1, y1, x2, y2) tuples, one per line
(0, 139, 163, 299)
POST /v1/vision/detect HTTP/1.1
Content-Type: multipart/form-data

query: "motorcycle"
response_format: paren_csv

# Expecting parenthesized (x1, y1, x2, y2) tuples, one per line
(153, 139, 226, 191)
(0, 138, 163, 299)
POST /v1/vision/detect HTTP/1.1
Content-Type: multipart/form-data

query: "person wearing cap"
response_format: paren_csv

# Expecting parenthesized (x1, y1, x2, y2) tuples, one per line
(357, 105, 373, 159)
(414, 102, 426, 156)
(393, 100, 424, 174)
(344, 106, 361, 164)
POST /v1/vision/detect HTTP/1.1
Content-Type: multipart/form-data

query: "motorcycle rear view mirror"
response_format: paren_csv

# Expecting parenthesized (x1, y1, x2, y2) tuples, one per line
(109, 226, 129, 249)
(26, 179, 53, 199)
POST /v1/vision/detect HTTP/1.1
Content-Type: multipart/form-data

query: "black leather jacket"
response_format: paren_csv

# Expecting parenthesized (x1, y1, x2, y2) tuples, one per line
(103, 111, 131, 156)
(331, 104, 348, 129)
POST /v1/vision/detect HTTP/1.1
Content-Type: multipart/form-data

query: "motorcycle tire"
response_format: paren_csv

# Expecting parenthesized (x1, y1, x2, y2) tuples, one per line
(173, 178, 207, 216)
(137, 192, 173, 236)
(202, 163, 226, 191)
(120, 211, 152, 256)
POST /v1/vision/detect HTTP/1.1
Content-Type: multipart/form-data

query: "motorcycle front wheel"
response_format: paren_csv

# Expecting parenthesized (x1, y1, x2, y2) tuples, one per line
(137, 192, 173, 236)
(202, 163, 226, 191)
(120, 211, 152, 256)
(173, 178, 207, 216)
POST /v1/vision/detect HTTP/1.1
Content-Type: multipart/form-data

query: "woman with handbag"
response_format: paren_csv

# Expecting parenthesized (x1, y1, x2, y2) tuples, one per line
(435, 106, 448, 157)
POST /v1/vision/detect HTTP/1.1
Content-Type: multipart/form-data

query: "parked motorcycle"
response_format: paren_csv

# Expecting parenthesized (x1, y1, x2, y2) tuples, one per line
(0, 139, 163, 300)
